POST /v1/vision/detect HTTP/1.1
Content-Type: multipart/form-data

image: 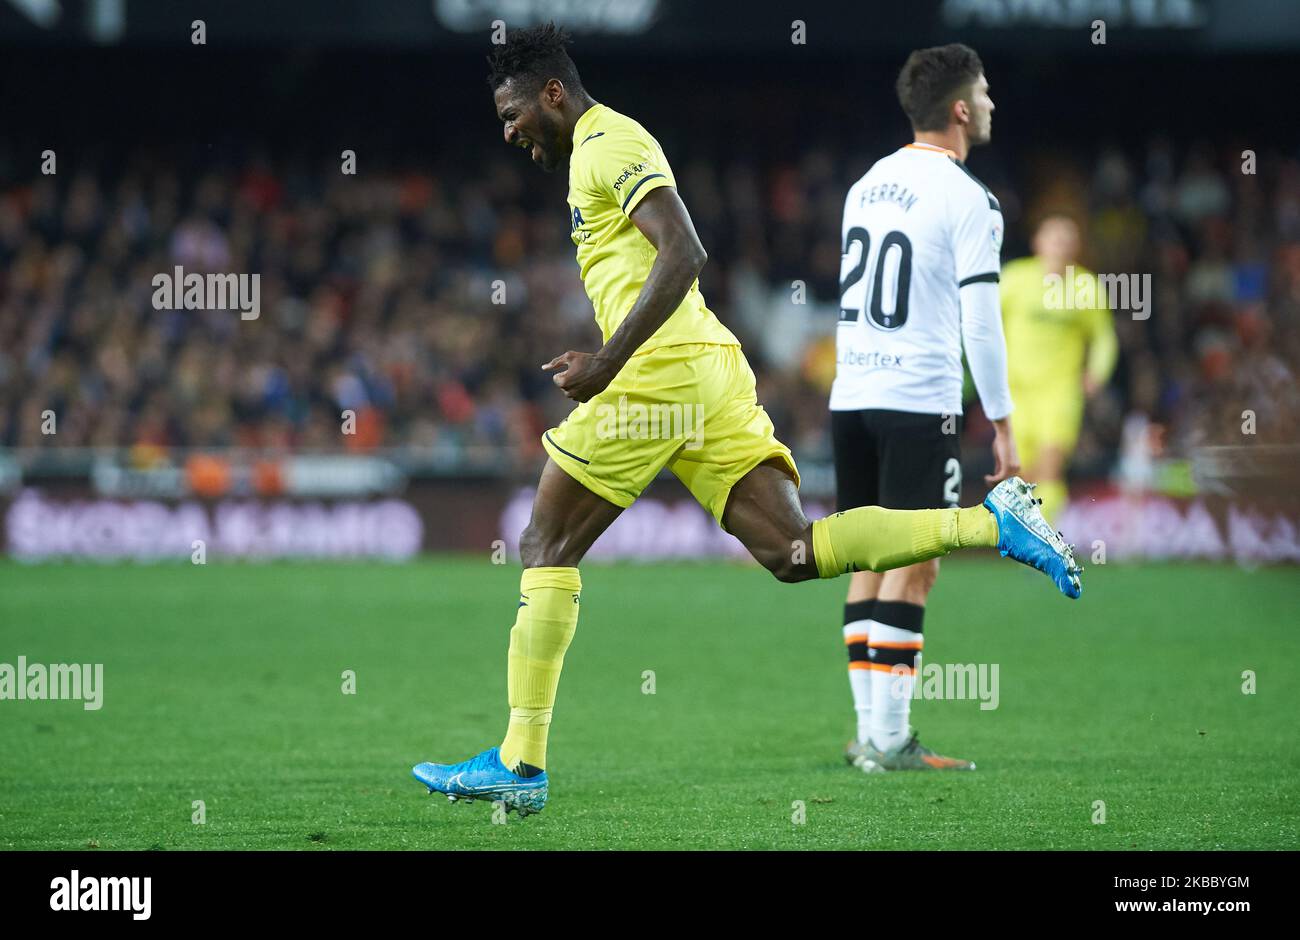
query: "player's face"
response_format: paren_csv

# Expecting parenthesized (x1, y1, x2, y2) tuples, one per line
(966, 73, 994, 145)
(1034, 218, 1081, 266)
(494, 80, 566, 173)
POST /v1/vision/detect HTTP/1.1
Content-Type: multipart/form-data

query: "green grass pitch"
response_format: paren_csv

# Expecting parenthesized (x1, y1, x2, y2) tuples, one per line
(1, 556, 1296, 850)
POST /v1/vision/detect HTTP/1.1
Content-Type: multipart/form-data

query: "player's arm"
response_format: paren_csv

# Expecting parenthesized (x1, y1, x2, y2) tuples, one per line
(1082, 301, 1118, 398)
(546, 186, 705, 402)
(602, 186, 706, 367)
(961, 281, 1019, 483)
(952, 184, 1018, 484)
(997, 259, 1024, 332)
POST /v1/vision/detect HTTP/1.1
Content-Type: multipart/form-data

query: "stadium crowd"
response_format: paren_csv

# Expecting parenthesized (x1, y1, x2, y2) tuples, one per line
(1, 138, 1297, 485)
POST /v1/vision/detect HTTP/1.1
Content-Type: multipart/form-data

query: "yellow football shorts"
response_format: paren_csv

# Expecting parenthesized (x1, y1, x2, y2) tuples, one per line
(541, 343, 799, 527)
(1011, 384, 1084, 471)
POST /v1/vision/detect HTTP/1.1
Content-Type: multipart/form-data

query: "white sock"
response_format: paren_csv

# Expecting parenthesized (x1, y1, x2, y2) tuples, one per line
(867, 609, 924, 752)
(849, 666, 871, 744)
(842, 602, 874, 744)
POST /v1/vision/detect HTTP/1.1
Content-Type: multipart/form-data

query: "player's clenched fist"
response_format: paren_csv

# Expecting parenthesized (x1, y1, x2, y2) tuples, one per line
(542, 350, 618, 402)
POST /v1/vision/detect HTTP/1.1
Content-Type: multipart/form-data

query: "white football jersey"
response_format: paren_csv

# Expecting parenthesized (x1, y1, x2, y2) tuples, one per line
(830, 142, 1006, 416)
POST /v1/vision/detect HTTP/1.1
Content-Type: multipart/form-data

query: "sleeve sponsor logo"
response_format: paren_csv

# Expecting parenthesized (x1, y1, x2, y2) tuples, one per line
(612, 162, 648, 192)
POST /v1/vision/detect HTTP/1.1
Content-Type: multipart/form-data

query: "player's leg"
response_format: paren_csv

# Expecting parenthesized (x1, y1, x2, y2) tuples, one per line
(1014, 387, 1081, 526)
(865, 562, 936, 754)
(413, 354, 683, 814)
(673, 348, 980, 581)
(683, 350, 1078, 591)
(721, 464, 1001, 772)
(412, 459, 623, 814)
(829, 408, 882, 757)
(502, 458, 625, 775)
(1014, 394, 1052, 516)
(854, 410, 972, 769)
(849, 591, 985, 775)
(1025, 443, 1068, 523)
(718, 454, 1080, 596)
(842, 571, 880, 763)
(860, 563, 978, 770)
(718, 460, 998, 582)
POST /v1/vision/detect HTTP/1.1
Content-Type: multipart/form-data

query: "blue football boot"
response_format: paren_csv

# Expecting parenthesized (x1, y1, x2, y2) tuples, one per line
(412, 746, 548, 817)
(983, 477, 1083, 599)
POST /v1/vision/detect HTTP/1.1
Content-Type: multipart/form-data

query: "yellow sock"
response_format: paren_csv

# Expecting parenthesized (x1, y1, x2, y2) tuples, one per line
(811, 506, 998, 579)
(499, 566, 581, 772)
(1035, 480, 1068, 525)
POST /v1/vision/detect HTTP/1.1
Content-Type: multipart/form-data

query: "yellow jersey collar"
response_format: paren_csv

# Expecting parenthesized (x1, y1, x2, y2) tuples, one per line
(573, 103, 607, 147)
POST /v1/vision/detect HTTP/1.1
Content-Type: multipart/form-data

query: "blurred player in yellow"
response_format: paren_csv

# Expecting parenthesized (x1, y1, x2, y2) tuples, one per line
(1000, 214, 1118, 523)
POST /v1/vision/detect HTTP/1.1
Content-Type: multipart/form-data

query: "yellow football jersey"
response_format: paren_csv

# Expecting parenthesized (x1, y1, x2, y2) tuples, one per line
(567, 103, 739, 352)
(1000, 256, 1118, 391)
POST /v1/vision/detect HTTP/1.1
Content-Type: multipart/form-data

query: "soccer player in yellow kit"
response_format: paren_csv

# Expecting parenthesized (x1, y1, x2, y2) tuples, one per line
(410, 24, 1081, 817)
(1000, 215, 1118, 523)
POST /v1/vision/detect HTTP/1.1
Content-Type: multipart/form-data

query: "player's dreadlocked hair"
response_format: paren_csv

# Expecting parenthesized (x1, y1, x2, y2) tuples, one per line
(486, 22, 584, 96)
(895, 43, 983, 132)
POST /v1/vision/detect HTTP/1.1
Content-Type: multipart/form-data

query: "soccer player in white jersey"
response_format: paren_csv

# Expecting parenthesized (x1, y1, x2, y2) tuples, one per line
(833, 44, 1020, 772)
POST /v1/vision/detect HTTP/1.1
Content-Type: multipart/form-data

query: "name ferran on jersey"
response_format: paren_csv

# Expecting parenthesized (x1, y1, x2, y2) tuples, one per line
(831, 144, 1003, 417)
